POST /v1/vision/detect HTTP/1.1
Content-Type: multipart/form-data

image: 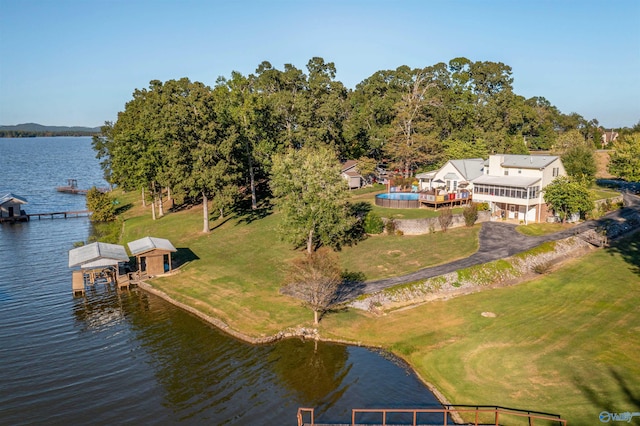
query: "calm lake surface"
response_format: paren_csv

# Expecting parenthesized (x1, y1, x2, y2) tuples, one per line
(0, 137, 443, 425)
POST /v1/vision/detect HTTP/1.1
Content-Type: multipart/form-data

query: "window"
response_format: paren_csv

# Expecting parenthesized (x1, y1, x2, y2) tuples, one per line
(552, 167, 559, 177)
(504, 170, 509, 176)
(518, 169, 522, 174)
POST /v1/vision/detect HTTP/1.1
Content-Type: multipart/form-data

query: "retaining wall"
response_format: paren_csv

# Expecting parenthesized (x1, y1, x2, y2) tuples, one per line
(389, 211, 491, 235)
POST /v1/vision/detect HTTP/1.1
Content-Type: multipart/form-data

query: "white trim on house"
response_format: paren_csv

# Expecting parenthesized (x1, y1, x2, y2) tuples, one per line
(471, 154, 566, 223)
(416, 158, 484, 191)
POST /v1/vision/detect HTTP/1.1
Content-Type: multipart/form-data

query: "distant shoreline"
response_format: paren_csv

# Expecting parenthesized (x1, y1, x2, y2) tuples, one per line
(0, 132, 98, 138)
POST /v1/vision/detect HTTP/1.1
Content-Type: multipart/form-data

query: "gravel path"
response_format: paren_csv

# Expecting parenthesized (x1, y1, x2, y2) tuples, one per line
(345, 192, 640, 298)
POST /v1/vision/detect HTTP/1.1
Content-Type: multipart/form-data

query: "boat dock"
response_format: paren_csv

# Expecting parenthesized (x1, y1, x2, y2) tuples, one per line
(28, 210, 91, 220)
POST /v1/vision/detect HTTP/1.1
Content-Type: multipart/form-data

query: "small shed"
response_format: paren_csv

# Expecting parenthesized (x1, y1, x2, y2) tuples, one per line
(0, 193, 28, 222)
(68, 242, 131, 294)
(127, 236, 177, 277)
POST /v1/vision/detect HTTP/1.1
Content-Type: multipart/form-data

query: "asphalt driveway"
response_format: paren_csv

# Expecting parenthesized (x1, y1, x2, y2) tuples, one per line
(356, 192, 640, 296)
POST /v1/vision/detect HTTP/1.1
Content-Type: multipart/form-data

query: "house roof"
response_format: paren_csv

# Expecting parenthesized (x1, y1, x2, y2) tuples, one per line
(473, 175, 542, 188)
(68, 242, 129, 268)
(341, 160, 358, 172)
(127, 236, 177, 256)
(0, 193, 28, 205)
(343, 170, 361, 178)
(500, 155, 558, 169)
(415, 171, 436, 179)
(449, 158, 485, 181)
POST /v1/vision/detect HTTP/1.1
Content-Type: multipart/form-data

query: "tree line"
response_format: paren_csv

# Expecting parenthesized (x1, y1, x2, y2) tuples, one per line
(92, 56, 638, 232)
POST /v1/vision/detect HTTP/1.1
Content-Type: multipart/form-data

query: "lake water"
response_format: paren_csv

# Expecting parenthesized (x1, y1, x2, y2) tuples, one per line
(0, 137, 443, 425)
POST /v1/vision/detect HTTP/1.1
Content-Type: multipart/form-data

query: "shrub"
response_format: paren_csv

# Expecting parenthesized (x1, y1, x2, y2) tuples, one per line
(363, 211, 384, 234)
(463, 203, 479, 227)
(476, 202, 490, 211)
(86, 187, 116, 222)
(438, 208, 453, 232)
(385, 218, 396, 234)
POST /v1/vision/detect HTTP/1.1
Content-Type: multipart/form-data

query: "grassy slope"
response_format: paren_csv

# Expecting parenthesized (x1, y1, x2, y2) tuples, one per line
(118, 191, 479, 336)
(117, 190, 639, 424)
(321, 236, 640, 424)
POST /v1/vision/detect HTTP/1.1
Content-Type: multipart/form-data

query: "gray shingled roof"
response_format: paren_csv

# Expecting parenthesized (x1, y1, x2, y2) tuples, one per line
(68, 242, 129, 268)
(449, 159, 485, 181)
(0, 193, 28, 205)
(127, 236, 177, 256)
(500, 154, 558, 169)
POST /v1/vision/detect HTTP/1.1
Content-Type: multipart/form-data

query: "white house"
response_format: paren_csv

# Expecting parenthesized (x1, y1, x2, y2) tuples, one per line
(416, 158, 485, 192)
(471, 154, 566, 223)
(341, 160, 363, 189)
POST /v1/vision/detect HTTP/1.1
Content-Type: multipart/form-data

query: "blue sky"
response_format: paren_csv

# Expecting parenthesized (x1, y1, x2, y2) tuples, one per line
(1, 0, 638, 129)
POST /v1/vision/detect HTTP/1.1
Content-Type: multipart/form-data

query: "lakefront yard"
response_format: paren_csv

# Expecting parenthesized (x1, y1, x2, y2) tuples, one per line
(115, 188, 639, 425)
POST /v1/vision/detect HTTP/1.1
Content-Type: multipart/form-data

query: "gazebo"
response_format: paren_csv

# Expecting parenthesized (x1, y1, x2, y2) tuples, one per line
(68, 242, 130, 295)
(127, 236, 177, 278)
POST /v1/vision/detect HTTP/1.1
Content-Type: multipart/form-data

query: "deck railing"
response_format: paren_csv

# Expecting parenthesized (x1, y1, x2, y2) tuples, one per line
(298, 405, 567, 426)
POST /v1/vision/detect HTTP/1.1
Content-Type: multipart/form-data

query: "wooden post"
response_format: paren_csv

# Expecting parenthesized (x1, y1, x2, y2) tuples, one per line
(72, 271, 85, 296)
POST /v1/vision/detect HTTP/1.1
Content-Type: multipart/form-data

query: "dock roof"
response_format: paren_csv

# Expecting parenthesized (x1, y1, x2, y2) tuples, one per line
(68, 242, 130, 268)
(0, 193, 28, 205)
(127, 236, 177, 256)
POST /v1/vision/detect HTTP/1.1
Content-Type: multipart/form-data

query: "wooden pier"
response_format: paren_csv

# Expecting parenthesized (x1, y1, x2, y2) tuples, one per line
(28, 210, 91, 220)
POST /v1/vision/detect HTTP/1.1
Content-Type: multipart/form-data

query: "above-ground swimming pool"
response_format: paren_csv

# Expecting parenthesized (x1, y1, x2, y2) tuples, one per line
(375, 192, 420, 208)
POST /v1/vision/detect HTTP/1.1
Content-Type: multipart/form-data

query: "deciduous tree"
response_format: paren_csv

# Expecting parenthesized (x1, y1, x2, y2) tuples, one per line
(270, 146, 355, 253)
(608, 133, 640, 182)
(86, 187, 116, 222)
(281, 248, 342, 324)
(543, 176, 594, 223)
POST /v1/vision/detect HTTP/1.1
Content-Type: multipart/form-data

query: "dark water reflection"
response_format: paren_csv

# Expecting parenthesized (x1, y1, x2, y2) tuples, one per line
(68, 287, 443, 425)
(0, 138, 442, 425)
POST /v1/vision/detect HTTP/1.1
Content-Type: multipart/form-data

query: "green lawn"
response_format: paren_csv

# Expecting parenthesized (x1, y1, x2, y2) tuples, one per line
(321, 232, 640, 424)
(116, 189, 640, 424)
(591, 183, 621, 201)
(117, 189, 479, 335)
(515, 222, 574, 236)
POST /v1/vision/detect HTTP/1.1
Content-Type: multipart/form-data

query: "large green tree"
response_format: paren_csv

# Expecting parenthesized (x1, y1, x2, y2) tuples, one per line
(608, 133, 640, 182)
(561, 144, 597, 183)
(270, 146, 356, 253)
(383, 65, 441, 175)
(543, 176, 594, 223)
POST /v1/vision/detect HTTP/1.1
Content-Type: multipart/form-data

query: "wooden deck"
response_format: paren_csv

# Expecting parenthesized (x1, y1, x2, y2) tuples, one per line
(418, 193, 472, 210)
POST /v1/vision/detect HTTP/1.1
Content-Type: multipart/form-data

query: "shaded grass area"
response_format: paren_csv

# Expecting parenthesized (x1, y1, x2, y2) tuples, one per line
(116, 189, 479, 336)
(321, 233, 640, 424)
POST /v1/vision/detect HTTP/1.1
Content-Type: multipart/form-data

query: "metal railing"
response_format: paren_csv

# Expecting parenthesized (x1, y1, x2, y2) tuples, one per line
(297, 405, 567, 426)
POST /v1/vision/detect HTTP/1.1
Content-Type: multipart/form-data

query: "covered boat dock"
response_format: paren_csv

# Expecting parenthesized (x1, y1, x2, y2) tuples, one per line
(68, 242, 131, 295)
